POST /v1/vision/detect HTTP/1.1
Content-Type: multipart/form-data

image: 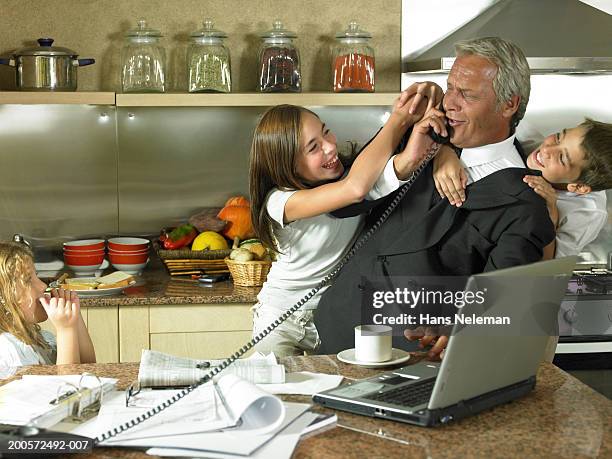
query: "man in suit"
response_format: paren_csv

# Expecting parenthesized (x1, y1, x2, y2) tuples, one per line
(314, 37, 556, 356)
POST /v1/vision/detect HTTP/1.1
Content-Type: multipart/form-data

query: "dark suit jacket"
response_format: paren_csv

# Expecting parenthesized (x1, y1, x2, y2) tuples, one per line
(314, 159, 556, 354)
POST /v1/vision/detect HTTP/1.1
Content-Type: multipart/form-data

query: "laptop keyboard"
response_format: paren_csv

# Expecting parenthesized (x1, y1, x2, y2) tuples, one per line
(365, 378, 436, 407)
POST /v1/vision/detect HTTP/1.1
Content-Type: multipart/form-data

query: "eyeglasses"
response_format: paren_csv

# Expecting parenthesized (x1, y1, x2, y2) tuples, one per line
(125, 380, 141, 407)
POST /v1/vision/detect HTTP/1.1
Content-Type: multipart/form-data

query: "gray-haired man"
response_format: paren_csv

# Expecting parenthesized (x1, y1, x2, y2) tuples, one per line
(314, 37, 555, 357)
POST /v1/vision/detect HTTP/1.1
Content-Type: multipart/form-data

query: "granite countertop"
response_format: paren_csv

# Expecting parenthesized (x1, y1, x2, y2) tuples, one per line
(8, 355, 612, 458)
(53, 256, 261, 308)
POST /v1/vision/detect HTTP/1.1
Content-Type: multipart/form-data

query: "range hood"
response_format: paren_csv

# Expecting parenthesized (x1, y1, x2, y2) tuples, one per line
(404, 0, 612, 73)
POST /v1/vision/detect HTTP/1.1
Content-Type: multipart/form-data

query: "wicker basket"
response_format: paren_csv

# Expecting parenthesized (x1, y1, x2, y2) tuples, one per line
(225, 258, 272, 287)
(154, 241, 232, 276)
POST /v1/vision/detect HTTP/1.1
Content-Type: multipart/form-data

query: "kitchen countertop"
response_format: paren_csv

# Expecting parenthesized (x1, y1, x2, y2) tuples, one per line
(8, 355, 612, 458)
(60, 257, 260, 308)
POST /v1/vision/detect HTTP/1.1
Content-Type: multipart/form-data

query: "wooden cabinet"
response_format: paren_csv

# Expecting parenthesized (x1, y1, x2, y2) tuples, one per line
(40, 306, 120, 363)
(43, 303, 254, 363)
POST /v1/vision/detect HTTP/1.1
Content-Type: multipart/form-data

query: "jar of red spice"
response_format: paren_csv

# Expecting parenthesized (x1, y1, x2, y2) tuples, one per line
(258, 20, 301, 92)
(332, 21, 375, 93)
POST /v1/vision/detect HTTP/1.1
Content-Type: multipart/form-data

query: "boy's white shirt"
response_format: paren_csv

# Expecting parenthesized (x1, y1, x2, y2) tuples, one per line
(555, 190, 607, 258)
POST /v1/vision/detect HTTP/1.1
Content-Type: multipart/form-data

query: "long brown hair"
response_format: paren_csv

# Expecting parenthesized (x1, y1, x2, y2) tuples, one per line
(0, 242, 47, 348)
(249, 105, 318, 252)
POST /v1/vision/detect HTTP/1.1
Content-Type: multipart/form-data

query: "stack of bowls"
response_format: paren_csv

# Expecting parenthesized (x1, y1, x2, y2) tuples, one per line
(108, 237, 150, 274)
(63, 239, 106, 276)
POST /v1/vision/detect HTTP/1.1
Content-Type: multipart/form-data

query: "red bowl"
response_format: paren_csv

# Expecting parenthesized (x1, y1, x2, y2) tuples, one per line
(64, 239, 105, 251)
(108, 252, 148, 264)
(64, 247, 105, 254)
(64, 252, 105, 266)
(108, 248, 149, 255)
(108, 237, 150, 252)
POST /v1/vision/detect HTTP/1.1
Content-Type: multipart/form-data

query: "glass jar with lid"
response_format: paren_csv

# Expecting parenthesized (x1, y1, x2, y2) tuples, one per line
(187, 19, 231, 93)
(258, 20, 301, 92)
(121, 18, 166, 93)
(332, 21, 375, 93)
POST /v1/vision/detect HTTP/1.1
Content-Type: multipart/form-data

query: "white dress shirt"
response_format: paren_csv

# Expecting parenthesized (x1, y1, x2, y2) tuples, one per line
(459, 134, 526, 184)
(555, 190, 608, 258)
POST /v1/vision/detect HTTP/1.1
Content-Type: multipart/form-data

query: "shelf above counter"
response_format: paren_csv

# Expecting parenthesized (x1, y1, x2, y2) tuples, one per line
(115, 92, 398, 107)
(0, 91, 116, 105)
(0, 91, 398, 107)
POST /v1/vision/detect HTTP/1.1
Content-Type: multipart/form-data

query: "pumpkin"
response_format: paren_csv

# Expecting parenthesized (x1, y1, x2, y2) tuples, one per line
(224, 196, 250, 207)
(217, 196, 255, 240)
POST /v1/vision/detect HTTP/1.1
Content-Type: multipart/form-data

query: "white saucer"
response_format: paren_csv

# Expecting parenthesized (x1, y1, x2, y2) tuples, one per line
(337, 348, 411, 368)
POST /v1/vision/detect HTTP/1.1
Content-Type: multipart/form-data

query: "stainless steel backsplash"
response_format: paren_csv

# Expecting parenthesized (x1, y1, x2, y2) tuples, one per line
(0, 104, 389, 250)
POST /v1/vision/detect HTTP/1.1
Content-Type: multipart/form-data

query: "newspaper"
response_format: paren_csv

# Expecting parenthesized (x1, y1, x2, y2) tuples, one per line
(138, 350, 285, 388)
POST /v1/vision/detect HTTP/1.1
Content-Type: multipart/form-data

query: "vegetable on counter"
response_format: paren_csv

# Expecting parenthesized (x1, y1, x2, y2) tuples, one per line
(229, 236, 271, 262)
(160, 224, 198, 250)
(217, 196, 255, 240)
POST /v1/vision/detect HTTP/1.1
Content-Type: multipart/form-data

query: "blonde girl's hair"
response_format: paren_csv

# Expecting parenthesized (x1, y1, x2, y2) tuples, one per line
(249, 104, 318, 252)
(0, 242, 48, 348)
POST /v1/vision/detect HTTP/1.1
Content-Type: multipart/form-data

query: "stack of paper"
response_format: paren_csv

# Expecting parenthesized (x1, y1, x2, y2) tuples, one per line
(0, 374, 116, 428)
(63, 373, 335, 458)
(139, 350, 285, 387)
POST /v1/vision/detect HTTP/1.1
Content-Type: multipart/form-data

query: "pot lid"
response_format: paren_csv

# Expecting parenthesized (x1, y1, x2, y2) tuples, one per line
(191, 19, 227, 38)
(335, 21, 372, 39)
(126, 18, 162, 38)
(17, 38, 77, 57)
(260, 20, 297, 39)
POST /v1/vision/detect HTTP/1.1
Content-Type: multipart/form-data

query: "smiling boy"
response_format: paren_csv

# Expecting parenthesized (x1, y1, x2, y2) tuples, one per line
(434, 118, 612, 258)
(522, 119, 611, 258)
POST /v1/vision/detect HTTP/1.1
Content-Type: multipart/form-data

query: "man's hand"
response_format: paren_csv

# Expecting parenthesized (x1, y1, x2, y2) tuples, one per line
(523, 175, 559, 228)
(393, 107, 447, 180)
(433, 146, 468, 206)
(39, 288, 81, 330)
(404, 329, 449, 360)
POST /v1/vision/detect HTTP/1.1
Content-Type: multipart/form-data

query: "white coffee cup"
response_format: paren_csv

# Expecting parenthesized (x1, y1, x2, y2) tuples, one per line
(354, 325, 392, 362)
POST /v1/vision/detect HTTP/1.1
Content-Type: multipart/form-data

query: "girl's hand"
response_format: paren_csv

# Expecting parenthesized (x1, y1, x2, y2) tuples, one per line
(523, 175, 559, 227)
(39, 289, 80, 330)
(393, 82, 444, 125)
(433, 146, 468, 206)
(396, 81, 444, 114)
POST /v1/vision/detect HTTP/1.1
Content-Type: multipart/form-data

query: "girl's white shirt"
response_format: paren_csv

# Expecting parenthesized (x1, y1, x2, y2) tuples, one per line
(0, 330, 57, 377)
(257, 156, 406, 312)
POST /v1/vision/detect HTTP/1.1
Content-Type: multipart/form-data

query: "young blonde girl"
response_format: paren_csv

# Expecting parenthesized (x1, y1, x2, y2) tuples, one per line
(249, 83, 447, 356)
(0, 242, 95, 373)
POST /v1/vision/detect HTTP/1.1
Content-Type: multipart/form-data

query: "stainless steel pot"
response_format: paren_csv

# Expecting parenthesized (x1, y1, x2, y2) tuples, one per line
(0, 38, 95, 91)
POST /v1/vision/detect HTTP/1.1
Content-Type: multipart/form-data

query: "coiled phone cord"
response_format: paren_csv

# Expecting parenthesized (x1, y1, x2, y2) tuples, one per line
(95, 144, 441, 445)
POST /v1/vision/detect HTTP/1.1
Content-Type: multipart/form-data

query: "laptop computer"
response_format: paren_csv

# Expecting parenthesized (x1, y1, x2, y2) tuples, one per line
(313, 257, 577, 427)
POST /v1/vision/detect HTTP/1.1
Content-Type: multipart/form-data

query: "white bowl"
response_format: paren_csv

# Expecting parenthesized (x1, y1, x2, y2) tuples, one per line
(110, 259, 149, 275)
(66, 263, 104, 277)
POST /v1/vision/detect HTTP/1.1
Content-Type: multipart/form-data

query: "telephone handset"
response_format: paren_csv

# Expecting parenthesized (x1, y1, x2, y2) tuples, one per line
(428, 106, 451, 145)
(94, 134, 444, 446)
(429, 126, 450, 145)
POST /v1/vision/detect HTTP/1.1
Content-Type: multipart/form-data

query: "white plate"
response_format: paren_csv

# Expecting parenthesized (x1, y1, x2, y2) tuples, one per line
(337, 348, 411, 368)
(53, 277, 132, 297)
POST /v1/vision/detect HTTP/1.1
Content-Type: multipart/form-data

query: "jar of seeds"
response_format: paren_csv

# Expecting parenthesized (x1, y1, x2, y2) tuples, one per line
(187, 19, 231, 93)
(258, 20, 301, 92)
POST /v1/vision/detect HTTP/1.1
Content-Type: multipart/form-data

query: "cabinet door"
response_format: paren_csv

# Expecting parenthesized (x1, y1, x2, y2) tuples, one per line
(148, 303, 253, 359)
(119, 306, 149, 363)
(87, 307, 119, 363)
(151, 331, 254, 360)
